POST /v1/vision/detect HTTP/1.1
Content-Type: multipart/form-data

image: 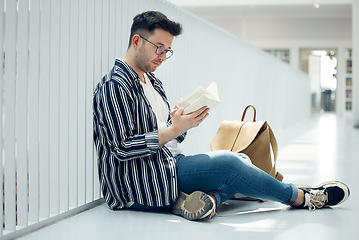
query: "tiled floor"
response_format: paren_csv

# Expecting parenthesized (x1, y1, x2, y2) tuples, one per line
(17, 112, 359, 240)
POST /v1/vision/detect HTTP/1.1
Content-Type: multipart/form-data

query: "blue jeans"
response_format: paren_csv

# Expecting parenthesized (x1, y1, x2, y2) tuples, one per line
(129, 150, 298, 211)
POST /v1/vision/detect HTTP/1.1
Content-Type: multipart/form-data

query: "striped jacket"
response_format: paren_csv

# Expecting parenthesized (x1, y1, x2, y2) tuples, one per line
(93, 59, 186, 210)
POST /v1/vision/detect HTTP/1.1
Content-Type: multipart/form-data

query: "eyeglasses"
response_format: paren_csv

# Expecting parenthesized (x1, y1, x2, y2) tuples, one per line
(139, 35, 173, 59)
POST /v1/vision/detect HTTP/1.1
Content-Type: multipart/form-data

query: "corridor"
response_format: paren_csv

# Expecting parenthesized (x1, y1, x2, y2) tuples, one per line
(17, 113, 359, 240)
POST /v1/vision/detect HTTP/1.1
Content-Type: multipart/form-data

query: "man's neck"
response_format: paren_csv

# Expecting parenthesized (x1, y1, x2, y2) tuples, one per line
(121, 55, 146, 83)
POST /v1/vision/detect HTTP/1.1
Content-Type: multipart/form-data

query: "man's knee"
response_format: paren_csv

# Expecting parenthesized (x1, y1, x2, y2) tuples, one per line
(212, 150, 251, 170)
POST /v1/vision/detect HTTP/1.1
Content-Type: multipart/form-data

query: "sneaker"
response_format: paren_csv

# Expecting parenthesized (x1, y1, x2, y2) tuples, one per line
(171, 191, 216, 220)
(298, 181, 350, 211)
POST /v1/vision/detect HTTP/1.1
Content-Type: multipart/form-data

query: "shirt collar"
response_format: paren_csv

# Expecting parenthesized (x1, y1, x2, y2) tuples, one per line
(113, 59, 169, 106)
(115, 58, 141, 83)
(115, 58, 160, 86)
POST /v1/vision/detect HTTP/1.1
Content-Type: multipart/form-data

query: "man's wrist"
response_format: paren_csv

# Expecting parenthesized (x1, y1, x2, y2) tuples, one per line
(159, 126, 180, 147)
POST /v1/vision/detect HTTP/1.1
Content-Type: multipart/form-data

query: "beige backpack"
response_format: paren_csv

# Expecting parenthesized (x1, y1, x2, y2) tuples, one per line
(210, 105, 283, 182)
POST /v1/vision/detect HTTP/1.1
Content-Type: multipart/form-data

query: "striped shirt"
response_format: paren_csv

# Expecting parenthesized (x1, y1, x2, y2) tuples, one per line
(93, 59, 186, 210)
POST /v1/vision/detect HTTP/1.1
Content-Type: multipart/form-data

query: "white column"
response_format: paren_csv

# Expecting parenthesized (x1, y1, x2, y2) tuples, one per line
(353, 0, 359, 127)
(336, 46, 346, 116)
(241, 18, 247, 41)
(290, 46, 300, 70)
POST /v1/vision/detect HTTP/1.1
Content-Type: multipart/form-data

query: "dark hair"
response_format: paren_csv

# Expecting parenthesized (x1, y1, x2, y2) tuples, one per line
(128, 11, 183, 48)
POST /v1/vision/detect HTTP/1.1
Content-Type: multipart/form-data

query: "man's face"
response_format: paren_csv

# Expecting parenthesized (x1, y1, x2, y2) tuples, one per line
(134, 28, 174, 73)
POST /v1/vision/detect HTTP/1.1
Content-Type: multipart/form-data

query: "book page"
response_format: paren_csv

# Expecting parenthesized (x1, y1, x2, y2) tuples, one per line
(176, 82, 220, 114)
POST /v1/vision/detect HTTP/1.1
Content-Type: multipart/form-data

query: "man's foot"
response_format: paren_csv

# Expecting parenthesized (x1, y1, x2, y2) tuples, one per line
(296, 181, 350, 211)
(171, 191, 216, 220)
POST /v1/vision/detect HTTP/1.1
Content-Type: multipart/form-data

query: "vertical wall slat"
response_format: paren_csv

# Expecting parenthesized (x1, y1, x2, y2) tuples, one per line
(59, 0, 70, 212)
(68, 0, 79, 209)
(93, 0, 103, 199)
(4, 0, 17, 232)
(121, 0, 129, 55)
(128, 0, 135, 27)
(28, 0, 41, 223)
(16, 0, 30, 227)
(101, 0, 109, 73)
(49, 0, 61, 215)
(0, 0, 4, 236)
(39, 0, 51, 219)
(108, 0, 115, 65)
(77, 0, 87, 205)
(86, 0, 95, 203)
(115, 0, 123, 58)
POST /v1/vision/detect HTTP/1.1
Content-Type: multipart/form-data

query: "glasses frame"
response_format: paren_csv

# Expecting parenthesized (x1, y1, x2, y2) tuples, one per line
(139, 35, 173, 59)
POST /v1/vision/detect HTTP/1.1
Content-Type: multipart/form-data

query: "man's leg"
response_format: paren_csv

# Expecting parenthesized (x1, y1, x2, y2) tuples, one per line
(175, 150, 350, 213)
(175, 150, 298, 206)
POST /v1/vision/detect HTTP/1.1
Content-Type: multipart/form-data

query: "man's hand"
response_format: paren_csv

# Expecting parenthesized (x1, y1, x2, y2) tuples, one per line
(158, 106, 210, 147)
(171, 106, 209, 135)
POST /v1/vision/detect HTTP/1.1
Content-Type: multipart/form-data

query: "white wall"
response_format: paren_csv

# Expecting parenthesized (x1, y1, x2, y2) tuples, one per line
(353, 0, 359, 127)
(156, 10, 311, 154)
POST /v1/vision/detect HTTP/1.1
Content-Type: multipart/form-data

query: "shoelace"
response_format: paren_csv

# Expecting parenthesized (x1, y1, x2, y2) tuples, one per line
(208, 208, 218, 219)
(307, 190, 328, 211)
(205, 196, 218, 219)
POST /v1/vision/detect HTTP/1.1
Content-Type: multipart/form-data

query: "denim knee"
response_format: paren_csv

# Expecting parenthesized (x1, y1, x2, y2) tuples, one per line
(212, 150, 253, 173)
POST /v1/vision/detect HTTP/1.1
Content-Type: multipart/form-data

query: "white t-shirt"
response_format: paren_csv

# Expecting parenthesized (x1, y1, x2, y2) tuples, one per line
(140, 74, 182, 156)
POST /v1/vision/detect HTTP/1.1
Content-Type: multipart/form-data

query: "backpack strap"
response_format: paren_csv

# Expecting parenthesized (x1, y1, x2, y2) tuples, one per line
(241, 105, 256, 122)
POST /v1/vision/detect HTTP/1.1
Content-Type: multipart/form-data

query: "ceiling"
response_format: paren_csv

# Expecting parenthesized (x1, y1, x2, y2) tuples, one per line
(167, 0, 352, 21)
(167, 0, 352, 7)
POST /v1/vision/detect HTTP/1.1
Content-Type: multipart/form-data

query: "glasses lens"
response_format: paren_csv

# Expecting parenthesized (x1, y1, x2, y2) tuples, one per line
(156, 46, 173, 59)
(156, 46, 166, 55)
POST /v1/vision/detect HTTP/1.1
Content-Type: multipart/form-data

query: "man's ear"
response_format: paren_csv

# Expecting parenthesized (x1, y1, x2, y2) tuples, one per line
(131, 35, 141, 50)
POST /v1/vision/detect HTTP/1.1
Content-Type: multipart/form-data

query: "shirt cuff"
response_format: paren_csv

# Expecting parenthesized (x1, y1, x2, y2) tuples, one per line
(145, 130, 159, 152)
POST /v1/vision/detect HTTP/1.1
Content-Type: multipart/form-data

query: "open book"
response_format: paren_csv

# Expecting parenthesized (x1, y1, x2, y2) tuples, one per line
(175, 82, 220, 115)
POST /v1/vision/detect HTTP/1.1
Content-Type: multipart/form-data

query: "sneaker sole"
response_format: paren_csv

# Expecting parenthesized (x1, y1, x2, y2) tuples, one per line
(172, 191, 215, 221)
(171, 191, 188, 216)
(296, 181, 350, 206)
(183, 191, 215, 220)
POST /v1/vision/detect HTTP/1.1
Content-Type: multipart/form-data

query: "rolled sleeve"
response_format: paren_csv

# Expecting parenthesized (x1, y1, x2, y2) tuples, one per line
(176, 132, 187, 143)
(145, 130, 159, 152)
